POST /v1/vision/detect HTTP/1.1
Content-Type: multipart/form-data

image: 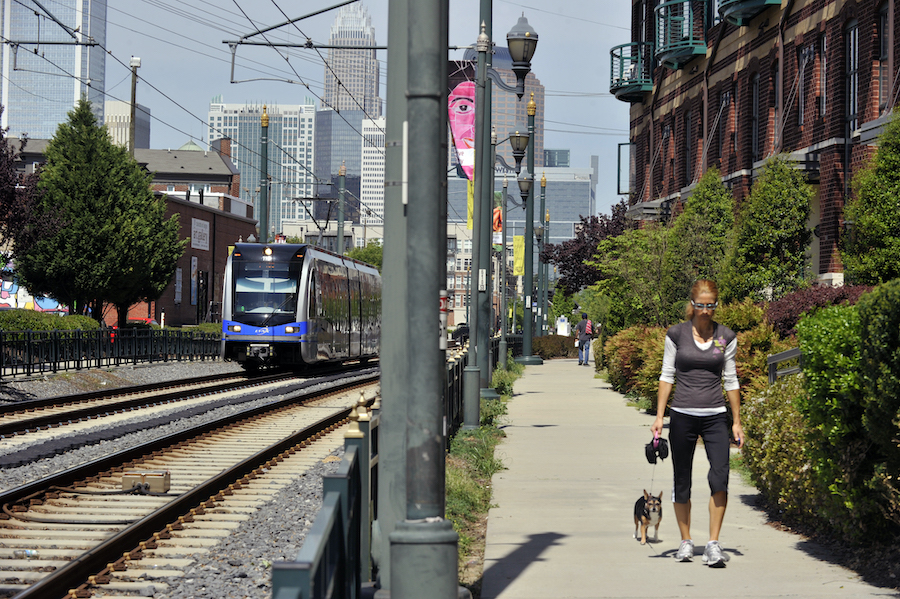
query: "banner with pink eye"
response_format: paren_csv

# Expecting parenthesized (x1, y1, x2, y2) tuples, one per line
(448, 60, 476, 181)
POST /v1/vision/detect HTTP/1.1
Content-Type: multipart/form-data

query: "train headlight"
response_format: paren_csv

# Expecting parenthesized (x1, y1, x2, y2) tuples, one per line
(285, 326, 297, 334)
(228, 325, 242, 333)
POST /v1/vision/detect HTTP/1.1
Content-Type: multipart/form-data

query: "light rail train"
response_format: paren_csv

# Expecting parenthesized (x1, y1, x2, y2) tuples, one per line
(221, 243, 381, 369)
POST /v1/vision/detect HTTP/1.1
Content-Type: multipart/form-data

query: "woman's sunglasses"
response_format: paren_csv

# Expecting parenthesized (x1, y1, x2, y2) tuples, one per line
(692, 301, 718, 310)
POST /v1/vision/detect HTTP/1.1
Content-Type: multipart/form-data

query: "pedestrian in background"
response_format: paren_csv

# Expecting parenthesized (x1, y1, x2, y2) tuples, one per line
(575, 312, 592, 366)
(651, 279, 743, 568)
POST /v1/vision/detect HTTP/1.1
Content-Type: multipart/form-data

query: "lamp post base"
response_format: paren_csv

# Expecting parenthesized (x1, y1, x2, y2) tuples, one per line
(480, 388, 501, 400)
(515, 355, 544, 365)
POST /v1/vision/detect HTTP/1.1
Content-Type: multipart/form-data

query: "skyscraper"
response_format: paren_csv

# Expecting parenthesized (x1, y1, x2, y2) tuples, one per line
(360, 117, 385, 226)
(0, 0, 107, 139)
(323, 2, 382, 118)
(105, 100, 150, 150)
(208, 96, 317, 237)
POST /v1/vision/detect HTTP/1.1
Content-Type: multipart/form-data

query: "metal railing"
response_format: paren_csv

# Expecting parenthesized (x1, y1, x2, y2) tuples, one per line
(272, 335, 524, 598)
(0, 328, 221, 378)
(767, 347, 802, 385)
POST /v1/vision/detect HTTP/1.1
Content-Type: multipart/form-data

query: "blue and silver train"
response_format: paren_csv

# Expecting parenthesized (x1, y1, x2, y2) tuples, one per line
(221, 243, 381, 369)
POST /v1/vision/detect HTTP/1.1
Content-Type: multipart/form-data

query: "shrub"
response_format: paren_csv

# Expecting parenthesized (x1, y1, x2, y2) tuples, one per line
(766, 284, 871, 339)
(858, 279, 900, 524)
(188, 322, 222, 337)
(632, 327, 667, 407)
(795, 303, 890, 541)
(0, 308, 59, 332)
(715, 297, 765, 333)
(532, 334, 577, 360)
(735, 322, 793, 400)
(57, 315, 101, 330)
(604, 326, 648, 393)
(491, 367, 518, 397)
(741, 374, 824, 530)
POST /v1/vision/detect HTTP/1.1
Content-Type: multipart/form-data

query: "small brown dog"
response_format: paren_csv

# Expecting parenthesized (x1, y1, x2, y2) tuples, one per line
(633, 490, 663, 545)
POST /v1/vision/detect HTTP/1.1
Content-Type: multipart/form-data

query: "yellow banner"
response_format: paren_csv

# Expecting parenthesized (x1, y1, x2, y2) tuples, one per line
(467, 179, 475, 230)
(513, 235, 524, 276)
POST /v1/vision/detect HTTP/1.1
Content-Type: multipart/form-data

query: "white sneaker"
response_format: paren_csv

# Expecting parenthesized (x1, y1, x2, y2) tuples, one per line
(674, 539, 694, 562)
(702, 541, 729, 567)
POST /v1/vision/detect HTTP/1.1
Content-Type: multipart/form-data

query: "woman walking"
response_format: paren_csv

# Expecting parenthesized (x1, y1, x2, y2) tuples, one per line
(651, 279, 743, 568)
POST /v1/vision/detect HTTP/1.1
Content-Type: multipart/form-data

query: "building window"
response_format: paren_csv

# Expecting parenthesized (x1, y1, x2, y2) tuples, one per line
(683, 108, 692, 187)
(846, 19, 859, 132)
(878, 5, 889, 115)
(751, 74, 760, 162)
(819, 36, 827, 117)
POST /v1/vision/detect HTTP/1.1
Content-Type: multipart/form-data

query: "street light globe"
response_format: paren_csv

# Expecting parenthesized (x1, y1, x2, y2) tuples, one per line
(517, 174, 533, 196)
(507, 15, 539, 64)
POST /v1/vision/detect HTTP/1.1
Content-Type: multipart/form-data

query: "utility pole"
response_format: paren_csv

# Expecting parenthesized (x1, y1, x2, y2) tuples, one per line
(259, 106, 269, 243)
(338, 162, 346, 255)
(128, 57, 140, 158)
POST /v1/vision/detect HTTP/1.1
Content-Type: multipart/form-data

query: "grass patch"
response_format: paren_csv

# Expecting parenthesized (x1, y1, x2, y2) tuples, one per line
(729, 450, 753, 485)
(447, 360, 519, 598)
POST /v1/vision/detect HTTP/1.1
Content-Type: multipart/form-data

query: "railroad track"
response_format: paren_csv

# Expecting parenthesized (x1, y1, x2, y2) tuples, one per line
(0, 372, 379, 598)
(0, 370, 297, 439)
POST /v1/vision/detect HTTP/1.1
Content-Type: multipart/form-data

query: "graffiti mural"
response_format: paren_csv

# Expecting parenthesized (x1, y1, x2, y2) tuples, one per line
(1, 265, 69, 315)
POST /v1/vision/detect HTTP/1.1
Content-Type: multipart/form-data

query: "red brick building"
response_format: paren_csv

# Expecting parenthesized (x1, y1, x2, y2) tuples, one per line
(610, 0, 895, 284)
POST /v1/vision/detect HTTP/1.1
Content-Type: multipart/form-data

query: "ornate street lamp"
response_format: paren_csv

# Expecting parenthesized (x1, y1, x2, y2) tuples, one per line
(507, 15, 539, 99)
(508, 130, 529, 174)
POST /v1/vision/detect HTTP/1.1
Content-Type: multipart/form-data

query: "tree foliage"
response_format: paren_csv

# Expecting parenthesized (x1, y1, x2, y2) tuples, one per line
(0, 113, 58, 265)
(720, 156, 812, 302)
(13, 99, 185, 324)
(591, 223, 675, 331)
(542, 198, 631, 294)
(841, 114, 900, 285)
(665, 168, 734, 301)
(346, 240, 383, 272)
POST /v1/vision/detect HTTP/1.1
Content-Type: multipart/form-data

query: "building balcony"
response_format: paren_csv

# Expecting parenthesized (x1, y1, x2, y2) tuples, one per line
(609, 42, 655, 103)
(718, 0, 780, 26)
(655, 0, 708, 70)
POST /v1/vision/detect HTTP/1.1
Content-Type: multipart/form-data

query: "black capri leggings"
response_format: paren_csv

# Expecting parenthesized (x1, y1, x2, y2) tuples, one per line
(669, 410, 730, 504)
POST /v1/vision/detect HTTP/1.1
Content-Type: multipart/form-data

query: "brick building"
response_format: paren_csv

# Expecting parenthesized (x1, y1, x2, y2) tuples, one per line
(610, 0, 896, 284)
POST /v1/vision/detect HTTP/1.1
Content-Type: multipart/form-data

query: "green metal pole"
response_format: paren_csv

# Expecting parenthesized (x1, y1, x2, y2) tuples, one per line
(258, 106, 269, 243)
(518, 95, 542, 365)
(390, 0, 459, 595)
(373, 0, 409, 592)
(476, 0, 494, 398)
(498, 176, 508, 365)
(338, 162, 346, 255)
(538, 174, 546, 336)
(463, 22, 489, 430)
(543, 204, 551, 335)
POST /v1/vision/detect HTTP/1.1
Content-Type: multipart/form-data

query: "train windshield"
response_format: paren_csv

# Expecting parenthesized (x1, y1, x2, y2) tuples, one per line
(232, 261, 300, 326)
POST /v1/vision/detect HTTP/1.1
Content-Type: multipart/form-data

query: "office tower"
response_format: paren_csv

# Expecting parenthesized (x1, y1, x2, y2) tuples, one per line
(0, 0, 107, 139)
(105, 100, 151, 150)
(314, 109, 365, 224)
(208, 96, 317, 237)
(360, 117, 385, 227)
(323, 2, 382, 118)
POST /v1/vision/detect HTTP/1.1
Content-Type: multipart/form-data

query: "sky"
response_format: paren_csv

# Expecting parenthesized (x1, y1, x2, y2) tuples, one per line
(105, 0, 633, 216)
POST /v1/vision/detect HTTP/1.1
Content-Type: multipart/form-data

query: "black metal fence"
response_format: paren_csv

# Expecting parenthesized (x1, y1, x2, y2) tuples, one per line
(0, 329, 221, 379)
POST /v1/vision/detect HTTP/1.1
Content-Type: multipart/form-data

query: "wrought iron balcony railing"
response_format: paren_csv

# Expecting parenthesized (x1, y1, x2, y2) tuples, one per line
(718, 0, 780, 26)
(655, 0, 708, 70)
(610, 42, 655, 103)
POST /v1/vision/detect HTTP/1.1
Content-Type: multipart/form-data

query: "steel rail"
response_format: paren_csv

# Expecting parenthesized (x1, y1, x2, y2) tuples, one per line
(2, 371, 378, 599)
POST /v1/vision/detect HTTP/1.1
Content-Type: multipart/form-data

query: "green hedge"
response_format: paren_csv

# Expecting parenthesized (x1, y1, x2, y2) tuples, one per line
(531, 334, 578, 360)
(0, 309, 100, 332)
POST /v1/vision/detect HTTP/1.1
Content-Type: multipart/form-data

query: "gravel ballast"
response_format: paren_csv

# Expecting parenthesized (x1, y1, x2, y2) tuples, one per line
(1, 359, 364, 598)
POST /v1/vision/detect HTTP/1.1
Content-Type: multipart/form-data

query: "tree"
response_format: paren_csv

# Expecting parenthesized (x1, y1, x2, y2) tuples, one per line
(665, 168, 734, 301)
(720, 156, 812, 302)
(0, 112, 58, 265)
(543, 199, 631, 295)
(14, 99, 185, 325)
(346, 240, 383, 272)
(841, 114, 900, 285)
(591, 223, 675, 331)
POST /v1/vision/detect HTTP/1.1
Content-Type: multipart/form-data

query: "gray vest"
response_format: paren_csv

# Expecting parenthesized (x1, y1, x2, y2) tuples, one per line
(667, 320, 736, 410)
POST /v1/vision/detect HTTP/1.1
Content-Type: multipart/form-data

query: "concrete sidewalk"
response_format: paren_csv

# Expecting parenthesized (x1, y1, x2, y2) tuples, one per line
(480, 358, 899, 599)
